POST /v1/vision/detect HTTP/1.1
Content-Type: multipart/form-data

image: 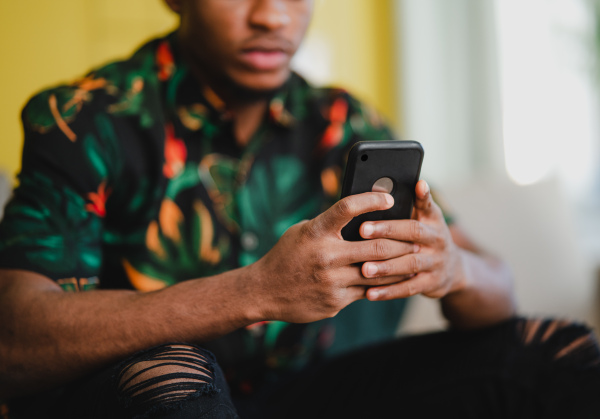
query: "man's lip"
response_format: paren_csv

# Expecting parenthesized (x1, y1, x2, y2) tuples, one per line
(238, 49, 289, 71)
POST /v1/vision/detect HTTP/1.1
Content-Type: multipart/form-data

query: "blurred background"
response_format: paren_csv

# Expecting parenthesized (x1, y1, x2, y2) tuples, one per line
(0, 0, 599, 332)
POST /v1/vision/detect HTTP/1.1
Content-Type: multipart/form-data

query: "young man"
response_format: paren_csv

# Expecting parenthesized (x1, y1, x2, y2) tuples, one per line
(0, 0, 598, 417)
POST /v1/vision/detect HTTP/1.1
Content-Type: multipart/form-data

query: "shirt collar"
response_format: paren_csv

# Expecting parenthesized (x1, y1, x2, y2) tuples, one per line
(161, 32, 297, 131)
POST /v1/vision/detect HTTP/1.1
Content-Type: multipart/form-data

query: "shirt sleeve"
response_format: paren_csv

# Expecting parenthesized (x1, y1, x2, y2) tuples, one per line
(0, 83, 120, 289)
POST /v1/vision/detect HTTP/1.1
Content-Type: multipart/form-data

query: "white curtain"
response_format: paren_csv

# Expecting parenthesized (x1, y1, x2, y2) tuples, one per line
(396, 0, 599, 193)
(395, 0, 505, 185)
(395, 0, 600, 331)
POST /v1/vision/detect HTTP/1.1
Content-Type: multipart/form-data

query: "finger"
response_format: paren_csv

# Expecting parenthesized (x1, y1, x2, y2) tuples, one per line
(331, 265, 365, 287)
(414, 179, 430, 209)
(342, 238, 419, 265)
(361, 253, 438, 279)
(312, 192, 394, 236)
(345, 285, 368, 303)
(365, 273, 446, 301)
(413, 180, 443, 220)
(360, 219, 438, 246)
(349, 273, 415, 287)
(322, 265, 404, 291)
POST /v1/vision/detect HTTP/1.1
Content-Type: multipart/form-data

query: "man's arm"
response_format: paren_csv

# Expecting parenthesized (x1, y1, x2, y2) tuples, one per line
(0, 192, 417, 398)
(440, 224, 515, 329)
(357, 180, 516, 330)
(0, 266, 262, 398)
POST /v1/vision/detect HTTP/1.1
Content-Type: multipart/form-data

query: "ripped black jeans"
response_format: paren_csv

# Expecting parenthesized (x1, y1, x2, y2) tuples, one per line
(7, 317, 600, 419)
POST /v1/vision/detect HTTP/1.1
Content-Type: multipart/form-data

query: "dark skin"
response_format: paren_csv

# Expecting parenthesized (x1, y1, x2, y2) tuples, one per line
(0, 0, 515, 398)
(170, 0, 313, 144)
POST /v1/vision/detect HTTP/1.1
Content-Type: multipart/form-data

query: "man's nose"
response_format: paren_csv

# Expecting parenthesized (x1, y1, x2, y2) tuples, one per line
(249, 0, 291, 31)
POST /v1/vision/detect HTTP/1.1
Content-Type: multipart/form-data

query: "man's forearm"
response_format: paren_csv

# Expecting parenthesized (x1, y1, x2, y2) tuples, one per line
(0, 193, 410, 398)
(441, 249, 516, 330)
(0, 266, 263, 398)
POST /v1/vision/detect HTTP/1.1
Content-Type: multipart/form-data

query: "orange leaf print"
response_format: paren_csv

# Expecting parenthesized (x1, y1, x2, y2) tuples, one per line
(315, 97, 348, 155)
(163, 124, 187, 178)
(49, 94, 77, 142)
(246, 321, 270, 330)
(177, 104, 208, 131)
(321, 166, 342, 197)
(146, 220, 167, 259)
(268, 97, 294, 127)
(329, 97, 349, 123)
(85, 180, 111, 217)
(123, 259, 168, 292)
(63, 75, 110, 113)
(156, 41, 175, 81)
(159, 199, 184, 243)
(203, 86, 227, 113)
(269, 98, 284, 121)
(320, 124, 344, 150)
(194, 200, 221, 265)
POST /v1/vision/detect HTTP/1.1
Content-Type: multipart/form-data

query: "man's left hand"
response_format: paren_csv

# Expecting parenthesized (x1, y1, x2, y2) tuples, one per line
(359, 179, 467, 301)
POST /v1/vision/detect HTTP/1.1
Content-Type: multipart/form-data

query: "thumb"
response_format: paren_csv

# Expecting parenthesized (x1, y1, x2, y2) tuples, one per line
(313, 192, 394, 235)
(413, 180, 442, 220)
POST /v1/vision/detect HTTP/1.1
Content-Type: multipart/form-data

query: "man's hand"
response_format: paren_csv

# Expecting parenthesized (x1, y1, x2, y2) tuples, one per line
(357, 179, 466, 301)
(352, 179, 515, 329)
(252, 192, 420, 323)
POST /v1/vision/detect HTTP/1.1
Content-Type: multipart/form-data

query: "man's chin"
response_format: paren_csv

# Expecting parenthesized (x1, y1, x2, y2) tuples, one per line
(231, 85, 282, 102)
(228, 71, 290, 101)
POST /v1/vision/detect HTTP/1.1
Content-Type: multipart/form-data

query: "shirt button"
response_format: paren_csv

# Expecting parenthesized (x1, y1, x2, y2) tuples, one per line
(350, 113, 365, 132)
(241, 231, 259, 251)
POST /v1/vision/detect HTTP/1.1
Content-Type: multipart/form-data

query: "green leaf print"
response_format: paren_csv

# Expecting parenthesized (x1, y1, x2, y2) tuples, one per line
(0, 172, 102, 277)
(237, 155, 322, 267)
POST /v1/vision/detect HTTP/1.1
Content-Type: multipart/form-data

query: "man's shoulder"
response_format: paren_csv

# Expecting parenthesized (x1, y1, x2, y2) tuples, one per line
(290, 74, 361, 109)
(22, 35, 169, 132)
(290, 74, 392, 137)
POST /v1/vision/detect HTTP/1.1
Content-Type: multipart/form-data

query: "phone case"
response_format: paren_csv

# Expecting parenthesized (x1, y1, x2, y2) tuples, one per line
(340, 140, 424, 241)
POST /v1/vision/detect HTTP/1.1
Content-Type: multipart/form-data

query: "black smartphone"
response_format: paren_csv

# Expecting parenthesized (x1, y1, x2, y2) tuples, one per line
(340, 140, 424, 241)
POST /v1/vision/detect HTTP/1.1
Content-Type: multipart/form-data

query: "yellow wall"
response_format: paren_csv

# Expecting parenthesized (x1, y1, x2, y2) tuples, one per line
(0, 0, 399, 181)
(309, 0, 399, 128)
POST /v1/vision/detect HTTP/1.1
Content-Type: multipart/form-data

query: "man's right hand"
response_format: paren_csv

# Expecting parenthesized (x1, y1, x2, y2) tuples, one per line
(0, 192, 416, 397)
(251, 192, 420, 323)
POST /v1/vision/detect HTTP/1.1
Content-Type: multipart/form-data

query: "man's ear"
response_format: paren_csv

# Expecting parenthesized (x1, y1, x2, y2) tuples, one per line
(164, 0, 182, 14)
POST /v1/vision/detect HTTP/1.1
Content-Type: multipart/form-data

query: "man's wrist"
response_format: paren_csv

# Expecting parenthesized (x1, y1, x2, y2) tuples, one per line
(447, 247, 470, 296)
(231, 261, 270, 325)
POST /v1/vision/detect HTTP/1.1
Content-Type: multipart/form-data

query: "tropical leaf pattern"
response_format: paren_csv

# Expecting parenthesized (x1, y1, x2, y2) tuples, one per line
(0, 32, 452, 394)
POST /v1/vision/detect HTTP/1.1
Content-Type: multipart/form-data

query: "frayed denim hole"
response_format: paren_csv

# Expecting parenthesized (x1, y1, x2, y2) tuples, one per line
(517, 318, 600, 369)
(115, 344, 219, 413)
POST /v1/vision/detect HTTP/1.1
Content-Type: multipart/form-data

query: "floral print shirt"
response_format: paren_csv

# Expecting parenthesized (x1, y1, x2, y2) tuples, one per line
(0, 32, 419, 395)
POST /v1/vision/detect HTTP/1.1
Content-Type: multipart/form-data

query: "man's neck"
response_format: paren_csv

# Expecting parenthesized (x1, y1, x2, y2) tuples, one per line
(176, 35, 281, 147)
(189, 66, 272, 147)
(229, 99, 269, 147)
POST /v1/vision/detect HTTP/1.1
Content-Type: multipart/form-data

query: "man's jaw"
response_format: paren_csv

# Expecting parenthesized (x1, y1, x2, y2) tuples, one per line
(225, 77, 285, 104)
(183, 38, 294, 105)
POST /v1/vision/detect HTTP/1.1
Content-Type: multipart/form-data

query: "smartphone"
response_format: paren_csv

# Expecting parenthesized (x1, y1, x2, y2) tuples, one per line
(340, 140, 424, 241)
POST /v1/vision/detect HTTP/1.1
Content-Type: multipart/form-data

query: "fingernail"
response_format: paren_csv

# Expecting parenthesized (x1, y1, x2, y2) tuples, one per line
(385, 194, 394, 206)
(366, 264, 378, 276)
(424, 181, 430, 194)
(370, 289, 386, 300)
(363, 223, 374, 237)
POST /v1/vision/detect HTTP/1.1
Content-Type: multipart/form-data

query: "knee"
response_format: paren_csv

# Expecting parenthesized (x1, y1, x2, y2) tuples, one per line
(115, 343, 224, 417)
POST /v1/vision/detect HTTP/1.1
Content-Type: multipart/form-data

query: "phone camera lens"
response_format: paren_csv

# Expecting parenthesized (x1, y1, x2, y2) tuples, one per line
(361, 154, 368, 162)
